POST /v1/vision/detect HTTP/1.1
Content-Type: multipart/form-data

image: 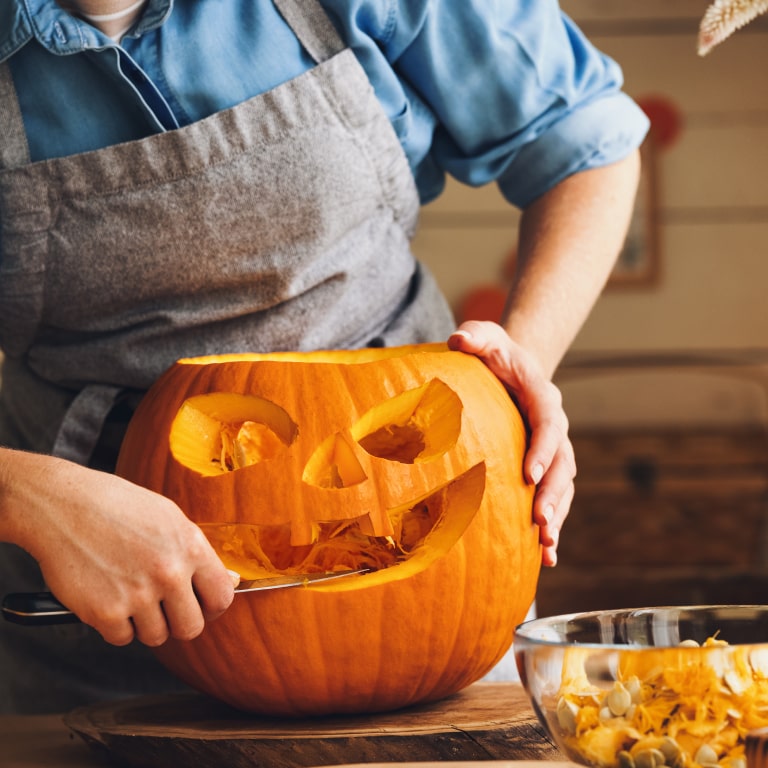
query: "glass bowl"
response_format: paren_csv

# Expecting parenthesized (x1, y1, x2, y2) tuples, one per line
(513, 606, 768, 768)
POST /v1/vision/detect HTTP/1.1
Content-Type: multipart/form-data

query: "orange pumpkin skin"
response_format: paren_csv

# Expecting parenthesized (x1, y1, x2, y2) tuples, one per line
(116, 343, 540, 717)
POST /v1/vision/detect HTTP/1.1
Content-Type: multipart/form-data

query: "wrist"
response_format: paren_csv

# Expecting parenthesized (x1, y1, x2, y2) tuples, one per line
(0, 448, 67, 558)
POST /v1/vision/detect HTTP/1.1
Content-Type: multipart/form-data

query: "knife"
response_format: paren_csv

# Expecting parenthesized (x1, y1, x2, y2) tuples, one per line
(1, 568, 368, 626)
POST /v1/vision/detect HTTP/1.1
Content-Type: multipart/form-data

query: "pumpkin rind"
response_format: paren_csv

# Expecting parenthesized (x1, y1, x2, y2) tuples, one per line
(116, 343, 540, 716)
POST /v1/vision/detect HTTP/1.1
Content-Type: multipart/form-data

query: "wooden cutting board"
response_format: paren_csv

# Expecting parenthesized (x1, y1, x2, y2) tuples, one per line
(64, 682, 565, 768)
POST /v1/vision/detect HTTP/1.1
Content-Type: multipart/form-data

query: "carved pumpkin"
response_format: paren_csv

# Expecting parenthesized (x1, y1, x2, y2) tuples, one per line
(116, 343, 540, 716)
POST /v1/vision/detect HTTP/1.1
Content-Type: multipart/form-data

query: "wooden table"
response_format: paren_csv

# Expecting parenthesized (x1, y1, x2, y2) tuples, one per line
(2, 683, 568, 768)
(3, 713, 105, 768)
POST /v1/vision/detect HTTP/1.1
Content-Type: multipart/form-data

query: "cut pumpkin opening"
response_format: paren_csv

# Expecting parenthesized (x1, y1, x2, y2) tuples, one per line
(301, 378, 460, 489)
(169, 393, 297, 475)
(352, 378, 462, 463)
(198, 462, 486, 584)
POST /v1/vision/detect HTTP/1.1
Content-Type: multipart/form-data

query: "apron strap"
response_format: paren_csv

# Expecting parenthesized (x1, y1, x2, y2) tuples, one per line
(52, 384, 123, 465)
(273, 0, 346, 63)
(0, 62, 31, 170)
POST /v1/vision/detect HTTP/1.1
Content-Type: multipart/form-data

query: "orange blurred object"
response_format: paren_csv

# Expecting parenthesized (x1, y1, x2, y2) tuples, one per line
(458, 284, 507, 324)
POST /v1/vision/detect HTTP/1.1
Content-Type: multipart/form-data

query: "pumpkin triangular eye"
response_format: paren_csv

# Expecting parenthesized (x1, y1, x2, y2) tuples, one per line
(169, 393, 297, 476)
(352, 378, 462, 463)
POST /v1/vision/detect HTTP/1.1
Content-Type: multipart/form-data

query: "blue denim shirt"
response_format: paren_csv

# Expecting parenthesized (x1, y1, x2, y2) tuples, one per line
(1, 0, 648, 207)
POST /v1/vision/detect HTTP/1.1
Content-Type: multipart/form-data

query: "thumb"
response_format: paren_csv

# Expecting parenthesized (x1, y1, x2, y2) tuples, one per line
(226, 569, 241, 588)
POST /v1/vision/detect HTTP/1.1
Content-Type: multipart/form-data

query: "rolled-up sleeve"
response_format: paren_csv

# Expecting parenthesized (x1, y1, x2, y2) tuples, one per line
(388, 0, 650, 207)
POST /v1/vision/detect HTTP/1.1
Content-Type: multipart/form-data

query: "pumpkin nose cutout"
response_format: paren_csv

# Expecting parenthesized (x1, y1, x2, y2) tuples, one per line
(169, 392, 297, 475)
(302, 431, 368, 489)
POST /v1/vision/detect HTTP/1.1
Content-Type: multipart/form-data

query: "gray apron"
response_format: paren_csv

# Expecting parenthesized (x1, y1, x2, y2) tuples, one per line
(0, 0, 454, 713)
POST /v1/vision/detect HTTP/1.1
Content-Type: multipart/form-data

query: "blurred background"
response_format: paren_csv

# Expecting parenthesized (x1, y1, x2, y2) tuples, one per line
(412, 0, 768, 616)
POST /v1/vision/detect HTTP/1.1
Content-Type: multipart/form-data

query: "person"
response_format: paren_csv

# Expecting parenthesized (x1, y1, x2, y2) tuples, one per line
(0, 0, 648, 713)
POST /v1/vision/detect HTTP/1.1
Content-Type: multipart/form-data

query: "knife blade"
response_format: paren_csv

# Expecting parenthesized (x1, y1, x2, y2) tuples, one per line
(235, 568, 368, 592)
(1, 568, 368, 626)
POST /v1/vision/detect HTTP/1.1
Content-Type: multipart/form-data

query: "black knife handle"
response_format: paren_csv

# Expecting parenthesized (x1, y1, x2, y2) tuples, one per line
(1, 592, 80, 625)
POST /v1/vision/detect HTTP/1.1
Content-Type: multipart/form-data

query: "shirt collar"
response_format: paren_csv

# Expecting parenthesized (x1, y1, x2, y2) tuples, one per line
(0, 0, 173, 62)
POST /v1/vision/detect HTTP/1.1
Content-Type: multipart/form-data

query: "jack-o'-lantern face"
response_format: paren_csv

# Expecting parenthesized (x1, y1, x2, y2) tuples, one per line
(116, 343, 540, 717)
(166, 373, 487, 580)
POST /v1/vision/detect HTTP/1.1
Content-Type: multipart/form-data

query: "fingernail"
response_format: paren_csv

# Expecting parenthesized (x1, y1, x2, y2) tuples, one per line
(546, 550, 558, 568)
(530, 463, 544, 484)
(542, 503, 554, 525)
(451, 329, 472, 341)
(226, 569, 241, 587)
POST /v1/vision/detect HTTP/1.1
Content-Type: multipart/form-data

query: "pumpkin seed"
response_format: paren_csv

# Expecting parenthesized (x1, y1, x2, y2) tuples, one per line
(694, 744, 718, 766)
(606, 681, 632, 716)
(556, 696, 578, 734)
(626, 676, 642, 703)
(634, 747, 666, 768)
(659, 736, 682, 764)
(618, 751, 636, 768)
(724, 669, 750, 696)
(750, 648, 768, 677)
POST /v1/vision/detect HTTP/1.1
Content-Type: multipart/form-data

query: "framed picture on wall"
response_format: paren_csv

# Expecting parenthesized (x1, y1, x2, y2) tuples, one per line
(607, 136, 660, 289)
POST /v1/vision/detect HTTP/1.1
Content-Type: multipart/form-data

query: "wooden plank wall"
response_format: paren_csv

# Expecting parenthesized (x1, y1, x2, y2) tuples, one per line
(536, 426, 768, 616)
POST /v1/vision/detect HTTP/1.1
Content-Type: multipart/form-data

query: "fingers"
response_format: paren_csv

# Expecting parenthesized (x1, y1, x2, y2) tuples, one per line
(520, 380, 569, 480)
(155, 591, 205, 644)
(448, 321, 577, 567)
(88, 568, 235, 647)
(536, 475, 575, 568)
(192, 568, 237, 623)
(77, 595, 167, 647)
(90, 612, 137, 647)
(25, 461, 238, 648)
(527, 414, 575, 567)
(226, 569, 242, 587)
(142, 564, 234, 644)
(76, 531, 235, 647)
(128, 601, 177, 647)
(449, 323, 524, 384)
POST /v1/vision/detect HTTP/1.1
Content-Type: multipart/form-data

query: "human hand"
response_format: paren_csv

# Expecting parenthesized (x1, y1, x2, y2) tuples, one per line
(448, 321, 575, 567)
(2, 450, 236, 646)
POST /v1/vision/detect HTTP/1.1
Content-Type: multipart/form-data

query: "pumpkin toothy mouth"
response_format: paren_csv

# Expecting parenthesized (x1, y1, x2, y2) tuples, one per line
(198, 462, 486, 583)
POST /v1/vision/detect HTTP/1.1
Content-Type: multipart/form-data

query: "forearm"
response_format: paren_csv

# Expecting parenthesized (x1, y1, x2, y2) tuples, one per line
(0, 447, 54, 556)
(0, 446, 134, 565)
(502, 149, 642, 378)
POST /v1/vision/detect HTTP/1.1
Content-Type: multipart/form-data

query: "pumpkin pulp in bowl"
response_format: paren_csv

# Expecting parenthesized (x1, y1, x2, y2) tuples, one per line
(514, 605, 768, 768)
